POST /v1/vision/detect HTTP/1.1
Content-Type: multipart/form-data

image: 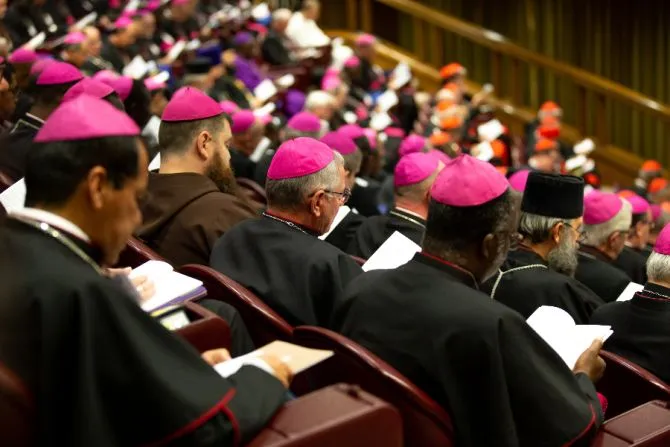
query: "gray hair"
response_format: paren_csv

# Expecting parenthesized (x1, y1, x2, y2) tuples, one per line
(647, 251, 670, 283)
(283, 128, 322, 141)
(272, 8, 292, 22)
(518, 212, 563, 244)
(266, 151, 344, 210)
(305, 90, 335, 111)
(582, 199, 632, 247)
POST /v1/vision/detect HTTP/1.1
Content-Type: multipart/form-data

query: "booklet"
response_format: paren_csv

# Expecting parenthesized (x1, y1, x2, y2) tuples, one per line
(130, 260, 205, 312)
(0, 178, 26, 212)
(318, 205, 351, 240)
(362, 231, 421, 272)
(24, 32, 46, 50)
(254, 79, 278, 103)
(214, 340, 333, 378)
(526, 306, 613, 369)
(165, 40, 186, 63)
(123, 55, 149, 79)
(616, 282, 645, 302)
(275, 74, 295, 89)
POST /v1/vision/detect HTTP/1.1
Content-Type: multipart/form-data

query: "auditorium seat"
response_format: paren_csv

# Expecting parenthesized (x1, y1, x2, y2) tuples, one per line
(593, 401, 670, 446)
(237, 177, 267, 205)
(116, 237, 165, 268)
(0, 170, 13, 193)
(172, 301, 232, 353)
(0, 363, 33, 447)
(178, 265, 293, 346)
(247, 383, 402, 447)
(596, 351, 670, 418)
(293, 326, 455, 447)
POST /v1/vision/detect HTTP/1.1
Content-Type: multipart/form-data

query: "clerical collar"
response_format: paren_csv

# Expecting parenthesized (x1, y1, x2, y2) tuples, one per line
(640, 282, 670, 302)
(390, 207, 426, 228)
(415, 252, 479, 290)
(579, 245, 613, 263)
(11, 208, 90, 242)
(262, 211, 320, 237)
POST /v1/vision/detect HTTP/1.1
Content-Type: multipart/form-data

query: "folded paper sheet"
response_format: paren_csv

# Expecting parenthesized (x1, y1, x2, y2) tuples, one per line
(363, 231, 421, 272)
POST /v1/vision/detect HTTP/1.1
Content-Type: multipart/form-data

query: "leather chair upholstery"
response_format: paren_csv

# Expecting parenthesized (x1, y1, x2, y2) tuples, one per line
(116, 237, 165, 269)
(0, 363, 33, 447)
(592, 401, 670, 447)
(178, 265, 293, 346)
(173, 302, 232, 353)
(597, 351, 670, 418)
(293, 326, 455, 447)
(247, 383, 402, 447)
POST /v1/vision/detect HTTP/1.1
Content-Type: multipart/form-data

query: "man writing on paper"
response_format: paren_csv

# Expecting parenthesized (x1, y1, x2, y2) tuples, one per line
(348, 152, 442, 259)
(210, 138, 363, 327)
(333, 155, 605, 446)
(591, 223, 670, 383)
(482, 172, 604, 323)
(576, 191, 633, 302)
(137, 87, 258, 267)
(612, 194, 651, 284)
(0, 96, 290, 446)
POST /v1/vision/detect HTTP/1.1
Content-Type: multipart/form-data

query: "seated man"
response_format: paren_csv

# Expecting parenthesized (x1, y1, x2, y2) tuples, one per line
(333, 155, 605, 446)
(262, 8, 294, 66)
(591, 223, 670, 383)
(285, 0, 330, 49)
(229, 110, 266, 180)
(613, 194, 651, 283)
(137, 87, 259, 266)
(348, 152, 442, 258)
(0, 95, 289, 445)
(483, 172, 604, 322)
(210, 138, 363, 327)
(576, 191, 633, 302)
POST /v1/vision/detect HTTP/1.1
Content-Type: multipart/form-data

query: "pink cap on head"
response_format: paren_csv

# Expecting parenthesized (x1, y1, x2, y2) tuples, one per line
(29, 58, 55, 76)
(64, 31, 86, 45)
(63, 78, 115, 102)
(430, 155, 509, 207)
(320, 131, 357, 155)
(356, 33, 376, 47)
(624, 195, 651, 215)
(231, 110, 257, 134)
(384, 127, 405, 139)
(144, 78, 166, 92)
(363, 128, 377, 150)
(508, 169, 531, 192)
(8, 48, 37, 64)
(395, 152, 439, 187)
(428, 149, 451, 165)
(36, 62, 83, 86)
(114, 16, 134, 30)
(338, 124, 365, 140)
(344, 56, 360, 69)
(35, 95, 139, 142)
(321, 75, 341, 91)
(267, 137, 335, 180)
(324, 67, 340, 78)
(106, 76, 133, 101)
(653, 224, 670, 255)
(162, 87, 223, 122)
(92, 70, 119, 83)
(651, 204, 662, 222)
(287, 112, 321, 133)
(219, 100, 239, 115)
(399, 134, 426, 158)
(258, 114, 273, 126)
(583, 192, 623, 225)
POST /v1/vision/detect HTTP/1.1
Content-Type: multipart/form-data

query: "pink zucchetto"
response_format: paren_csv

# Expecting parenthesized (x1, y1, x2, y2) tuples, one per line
(651, 204, 662, 222)
(430, 155, 509, 207)
(356, 34, 376, 47)
(624, 195, 650, 215)
(30, 58, 55, 76)
(395, 152, 440, 188)
(161, 87, 223, 122)
(8, 48, 37, 64)
(105, 75, 133, 101)
(344, 56, 360, 69)
(338, 124, 365, 140)
(36, 61, 83, 86)
(267, 137, 334, 180)
(114, 16, 134, 30)
(287, 112, 321, 133)
(428, 149, 451, 166)
(35, 95, 139, 143)
(320, 131, 358, 155)
(63, 78, 115, 102)
(363, 128, 377, 150)
(508, 169, 531, 192)
(321, 75, 341, 91)
(219, 100, 239, 115)
(583, 192, 623, 225)
(64, 31, 86, 45)
(384, 127, 405, 139)
(231, 110, 257, 134)
(653, 224, 670, 255)
(399, 134, 426, 158)
(92, 70, 119, 83)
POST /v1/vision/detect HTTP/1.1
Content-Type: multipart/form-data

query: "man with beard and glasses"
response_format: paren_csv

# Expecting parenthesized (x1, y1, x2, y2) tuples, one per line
(482, 172, 604, 323)
(137, 87, 259, 267)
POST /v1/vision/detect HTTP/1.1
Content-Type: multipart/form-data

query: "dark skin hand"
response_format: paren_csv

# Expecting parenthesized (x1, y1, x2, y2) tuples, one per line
(573, 338, 606, 383)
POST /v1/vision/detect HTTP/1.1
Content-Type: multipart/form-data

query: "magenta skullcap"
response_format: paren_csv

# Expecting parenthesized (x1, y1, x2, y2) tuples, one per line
(8, 48, 37, 64)
(144, 77, 166, 92)
(64, 31, 86, 45)
(583, 192, 623, 225)
(338, 124, 365, 140)
(219, 100, 239, 115)
(428, 149, 451, 165)
(162, 86, 223, 122)
(399, 134, 426, 158)
(63, 78, 115, 102)
(321, 75, 341, 91)
(92, 69, 119, 83)
(356, 33, 376, 47)
(114, 16, 134, 30)
(654, 224, 670, 255)
(508, 169, 531, 192)
(287, 112, 321, 133)
(36, 61, 83, 86)
(35, 95, 139, 143)
(231, 110, 257, 134)
(29, 57, 55, 75)
(651, 204, 662, 222)
(430, 155, 509, 207)
(344, 56, 360, 69)
(267, 137, 334, 180)
(320, 131, 357, 155)
(364, 128, 377, 150)
(624, 195, 650, 215)
(384, 127, 405, 139)
(395, 152, 440, 188)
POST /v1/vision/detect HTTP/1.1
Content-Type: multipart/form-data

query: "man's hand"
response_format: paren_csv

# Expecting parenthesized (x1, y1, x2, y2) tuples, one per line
(104, 267, 156, 302)
(260, 354, 293, 388)
(202, 349, 231, 366)
(573, 338, 606, 383)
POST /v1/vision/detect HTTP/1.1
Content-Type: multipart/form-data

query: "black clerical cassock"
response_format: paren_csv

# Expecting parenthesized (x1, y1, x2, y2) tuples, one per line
(347, 207, 426, 259)
(576, 245, 631, 302)
(613, 245, 648, 284)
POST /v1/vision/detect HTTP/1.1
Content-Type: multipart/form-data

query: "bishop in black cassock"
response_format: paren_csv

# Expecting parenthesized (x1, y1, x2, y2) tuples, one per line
(612, 195, 653, 284)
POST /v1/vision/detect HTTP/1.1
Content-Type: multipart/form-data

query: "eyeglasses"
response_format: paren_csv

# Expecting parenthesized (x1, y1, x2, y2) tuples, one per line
(323, 188, 352, 204)
(562, 222, 585, 242)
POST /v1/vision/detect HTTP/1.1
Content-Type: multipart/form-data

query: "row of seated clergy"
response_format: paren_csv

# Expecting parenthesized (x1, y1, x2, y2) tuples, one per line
(612, 195, 654, 283)
(0, 96, 291, 445)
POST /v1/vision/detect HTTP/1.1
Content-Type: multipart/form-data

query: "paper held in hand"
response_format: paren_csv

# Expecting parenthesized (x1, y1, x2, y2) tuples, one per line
(254, 79, 278, 103)
(616, 282, 645, 302)
(363, 231, 421, 272)
(319, 205, 351, 240)
(526, 306, 613, 369)
(214, 341, 333, 378)
(130, 260, 204, 312)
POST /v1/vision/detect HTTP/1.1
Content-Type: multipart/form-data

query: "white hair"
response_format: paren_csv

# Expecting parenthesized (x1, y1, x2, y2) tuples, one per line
(305, 90, 335, 111)
(272, 8, 292, 22)
(647, 251, 670, 283)
(582, 200, 632, 247)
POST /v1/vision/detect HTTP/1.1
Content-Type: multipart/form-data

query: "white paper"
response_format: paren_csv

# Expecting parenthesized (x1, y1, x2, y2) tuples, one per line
(143, 115, 161, 145)
(24, 32, 46, 50)
(389, 62, 411, 90)
(319, 206, 351, 240)
(251, 3, 270, 19)
(477, 119, 504, 142)
(343, 111, 357, 124)
(275, 74, 295, 89)
(0, 178, 26, 212)
(148, 153, 161, 171)
(185, 39, 201, 52)
(526, 306, 613, 368)
(249, 137, 271, 163)
(165, 40, 186, 63)
(253, 79, 278, 103)
(73, 12, 97, 30)
(472, 141, 494, 162)
(616, 282, 645, 302)
(330, 45, 354, 70)
(574, 138, 595, 156)
(131, 260, 204, 312)
(124, 0, 140, 11)
(376, 90, 398, 113)
(369, 112, 392, 131)
(253, 102, 276, 118)
(363, 231, 421, 272)
(123, 55, 149, 79)
(149, 71, 170, 85)
(565, 155, 588, 172)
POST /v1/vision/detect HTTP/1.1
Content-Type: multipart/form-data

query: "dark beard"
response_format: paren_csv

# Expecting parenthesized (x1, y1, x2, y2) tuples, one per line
(205, 156, 238, 195)
(547, 233, 579, 277)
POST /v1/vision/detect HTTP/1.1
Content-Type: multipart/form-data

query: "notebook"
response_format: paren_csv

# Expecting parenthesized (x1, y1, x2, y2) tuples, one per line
(363, 231, 421, 272)
(129, 260, 204, 312)
(526, 306, 613, 368)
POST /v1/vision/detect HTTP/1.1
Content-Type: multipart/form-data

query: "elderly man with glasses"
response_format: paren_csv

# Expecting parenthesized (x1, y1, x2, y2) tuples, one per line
(482, 172, 604, 323)
(210, 137, 362, 327)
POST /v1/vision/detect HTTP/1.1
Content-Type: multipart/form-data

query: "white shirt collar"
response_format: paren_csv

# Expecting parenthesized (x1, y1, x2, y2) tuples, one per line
(394, 206, 426, 221)
(10, 208, 91, 242)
